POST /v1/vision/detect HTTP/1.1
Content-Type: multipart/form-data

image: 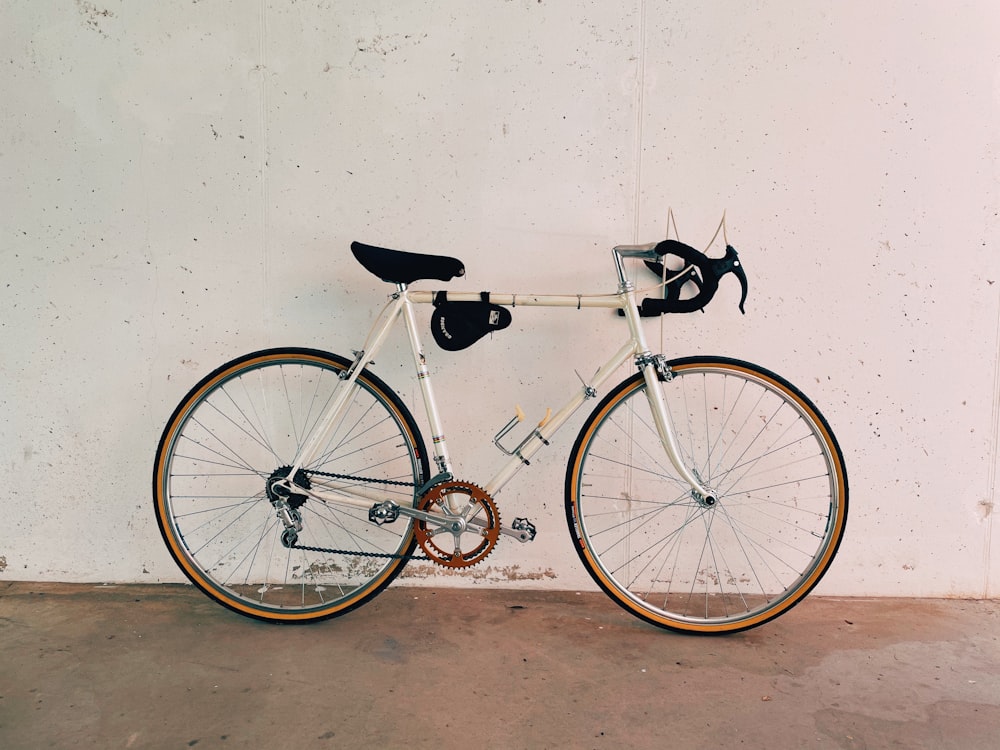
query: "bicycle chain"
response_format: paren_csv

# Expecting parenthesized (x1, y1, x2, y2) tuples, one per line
(292, 469, 431, 561)
(304, 468, 417, 488)
(289, 542, 430, 561)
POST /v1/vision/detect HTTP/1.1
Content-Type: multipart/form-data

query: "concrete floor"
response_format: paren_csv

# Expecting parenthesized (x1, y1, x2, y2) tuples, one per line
(1, 583, 998, 750)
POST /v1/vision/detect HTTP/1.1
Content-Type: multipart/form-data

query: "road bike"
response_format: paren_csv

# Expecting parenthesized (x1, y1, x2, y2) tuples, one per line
(153, 237, 848, 634)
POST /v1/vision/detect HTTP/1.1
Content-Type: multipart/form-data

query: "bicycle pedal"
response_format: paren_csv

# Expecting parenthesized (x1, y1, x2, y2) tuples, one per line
(368, 501, 400, 525)
(511, 517, 537, 543)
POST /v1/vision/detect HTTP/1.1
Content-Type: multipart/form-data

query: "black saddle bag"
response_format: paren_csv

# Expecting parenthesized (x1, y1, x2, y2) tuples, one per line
(431, 292, 512, 351)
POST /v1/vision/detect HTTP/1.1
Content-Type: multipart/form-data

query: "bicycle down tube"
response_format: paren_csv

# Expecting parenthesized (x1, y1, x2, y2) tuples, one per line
(280, 247, 715, 512)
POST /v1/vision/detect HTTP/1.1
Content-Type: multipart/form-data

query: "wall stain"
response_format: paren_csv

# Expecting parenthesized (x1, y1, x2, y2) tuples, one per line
(354, 33, 427, 58)
(350, 33, 429, 78)
(0, 556, 7, 573)
(401, 564, 557, 582)
(76, 1, 114, 36)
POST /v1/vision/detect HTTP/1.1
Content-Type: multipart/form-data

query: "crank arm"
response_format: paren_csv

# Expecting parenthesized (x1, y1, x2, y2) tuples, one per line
(395, 504, 463, 530)
(467, 516, 537, 543)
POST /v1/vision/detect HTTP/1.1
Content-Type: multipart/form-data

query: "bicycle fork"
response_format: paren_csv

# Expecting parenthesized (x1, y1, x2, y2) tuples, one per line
(636, 353, 717, 507)
(615, 247, 717, 508)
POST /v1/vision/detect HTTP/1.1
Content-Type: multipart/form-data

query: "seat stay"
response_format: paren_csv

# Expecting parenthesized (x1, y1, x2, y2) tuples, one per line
(285, 293, 407, 484)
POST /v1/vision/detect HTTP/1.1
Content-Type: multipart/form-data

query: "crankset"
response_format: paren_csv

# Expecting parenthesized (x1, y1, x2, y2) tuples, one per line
(413, 480, 501, 568)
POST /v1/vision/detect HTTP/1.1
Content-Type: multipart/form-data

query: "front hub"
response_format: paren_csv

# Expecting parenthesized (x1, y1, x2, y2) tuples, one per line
(693, 489, 718, 508)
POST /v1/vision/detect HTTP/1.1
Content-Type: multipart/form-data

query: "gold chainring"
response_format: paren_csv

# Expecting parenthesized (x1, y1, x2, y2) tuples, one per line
(413, 480, 500, 568)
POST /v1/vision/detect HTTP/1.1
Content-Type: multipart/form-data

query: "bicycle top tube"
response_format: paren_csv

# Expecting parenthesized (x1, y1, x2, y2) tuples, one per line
(406, 290, 625, 310)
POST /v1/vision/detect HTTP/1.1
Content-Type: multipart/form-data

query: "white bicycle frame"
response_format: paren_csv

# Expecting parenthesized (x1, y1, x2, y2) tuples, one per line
(279, 244, 715, 530)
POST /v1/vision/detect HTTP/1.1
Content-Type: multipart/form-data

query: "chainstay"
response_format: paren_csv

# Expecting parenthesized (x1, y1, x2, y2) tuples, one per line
(295, 470, 425, 558)
(290, 542, 429, 561)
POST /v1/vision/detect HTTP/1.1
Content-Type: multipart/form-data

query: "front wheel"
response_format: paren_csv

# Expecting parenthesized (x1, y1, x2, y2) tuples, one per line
(565, 357, 848, 634)
(153, 348, 430, 623)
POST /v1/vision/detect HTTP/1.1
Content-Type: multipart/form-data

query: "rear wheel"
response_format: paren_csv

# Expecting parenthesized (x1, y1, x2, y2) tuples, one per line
(153, 348, 429, 622)
(565, 357, 847, 634)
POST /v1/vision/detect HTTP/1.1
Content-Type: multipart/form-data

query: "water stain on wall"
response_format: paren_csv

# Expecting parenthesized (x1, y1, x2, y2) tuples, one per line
(76, 1, 114, 36)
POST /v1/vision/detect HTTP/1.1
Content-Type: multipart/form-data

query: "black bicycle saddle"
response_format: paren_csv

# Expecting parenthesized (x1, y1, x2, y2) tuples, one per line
(351, 241, 465, 285)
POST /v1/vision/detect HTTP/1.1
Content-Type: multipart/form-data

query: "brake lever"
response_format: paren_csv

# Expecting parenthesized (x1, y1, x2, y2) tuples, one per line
(713, 244, 748, 314)
(644, 240, 748, 314)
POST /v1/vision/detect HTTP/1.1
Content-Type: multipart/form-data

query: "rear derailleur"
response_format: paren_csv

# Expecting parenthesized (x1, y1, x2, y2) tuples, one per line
(266, 466, 311, 548)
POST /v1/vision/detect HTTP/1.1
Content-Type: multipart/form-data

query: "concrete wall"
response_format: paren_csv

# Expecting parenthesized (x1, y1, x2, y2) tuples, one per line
(2, 1, 999, 597)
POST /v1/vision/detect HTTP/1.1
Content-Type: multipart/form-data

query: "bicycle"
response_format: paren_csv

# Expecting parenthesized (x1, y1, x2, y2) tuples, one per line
(153, 237, 848, 634)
